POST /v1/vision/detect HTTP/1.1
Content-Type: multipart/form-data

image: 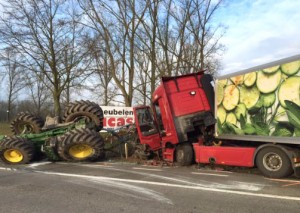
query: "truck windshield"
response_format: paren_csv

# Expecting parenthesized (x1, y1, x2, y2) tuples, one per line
(136, 108, 157, 136)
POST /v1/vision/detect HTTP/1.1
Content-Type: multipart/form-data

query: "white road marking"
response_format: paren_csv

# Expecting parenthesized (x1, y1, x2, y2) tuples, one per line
(141, 165, 172, 168)
(35, 170, 300, 201)
(74, 164, 115, 168)
(267, 178, 300, 183)
(70, 177, 173, 205)
(191, 172, 228, 177)
(0, 167, 17, 171)
(28, 161, 52, 168)
(132, 167, 163, 172)
(64, 163, 264, 191)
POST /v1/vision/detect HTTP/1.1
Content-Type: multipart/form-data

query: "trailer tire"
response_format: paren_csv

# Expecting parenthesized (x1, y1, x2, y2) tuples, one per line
(63, 100, 103, 131)
(57, 128, 104, 162)
(256, 147, 293, 178)
(10, 112, 44, 135)
(176, 143, 194, 166)
(0, 137, 35, 164)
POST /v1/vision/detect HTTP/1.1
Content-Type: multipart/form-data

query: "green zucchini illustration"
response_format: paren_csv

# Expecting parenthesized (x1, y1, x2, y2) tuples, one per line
(256, 70, 281, 93)
(278, 76, 300, 108)
(222, 85, 239, 111)
(281, 60, 300, 76)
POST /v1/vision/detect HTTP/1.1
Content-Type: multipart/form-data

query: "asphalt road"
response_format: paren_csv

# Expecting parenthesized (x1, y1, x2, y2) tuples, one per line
(1, 161, 300, 213)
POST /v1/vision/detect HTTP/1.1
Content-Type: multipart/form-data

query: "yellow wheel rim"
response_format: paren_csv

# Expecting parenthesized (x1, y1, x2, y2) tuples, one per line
(69, 144, 94, 159)
(3, 149, 23, 163)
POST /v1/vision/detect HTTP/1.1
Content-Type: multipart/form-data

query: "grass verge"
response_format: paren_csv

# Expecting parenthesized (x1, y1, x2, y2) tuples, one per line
(0, 122, 12, 136)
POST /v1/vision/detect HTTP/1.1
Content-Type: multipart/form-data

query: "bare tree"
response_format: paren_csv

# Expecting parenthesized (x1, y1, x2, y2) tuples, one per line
(79, 0, 149, 106)
(0, 0, 90, 116)
(85, 35, 119, 105)
(0, 48, 24, 121)
(24, 72, 52, 115)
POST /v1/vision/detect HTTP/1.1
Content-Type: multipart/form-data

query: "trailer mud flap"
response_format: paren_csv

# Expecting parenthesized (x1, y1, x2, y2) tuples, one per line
(293, 164, 300, 178)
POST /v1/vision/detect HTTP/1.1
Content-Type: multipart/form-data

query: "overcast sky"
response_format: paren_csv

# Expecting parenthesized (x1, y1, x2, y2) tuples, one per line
(217, 0, 300, 75)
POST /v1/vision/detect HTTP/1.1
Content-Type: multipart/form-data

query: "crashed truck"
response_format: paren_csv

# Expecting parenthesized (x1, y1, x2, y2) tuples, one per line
(133, 55, 300, 178)
(1, 55, 300, 179)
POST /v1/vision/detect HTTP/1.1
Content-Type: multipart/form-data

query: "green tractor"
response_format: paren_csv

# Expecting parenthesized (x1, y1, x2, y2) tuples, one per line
(0, 100, 107, 164)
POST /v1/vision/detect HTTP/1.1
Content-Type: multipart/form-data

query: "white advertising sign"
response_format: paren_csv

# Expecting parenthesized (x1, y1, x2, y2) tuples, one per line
(101, 106, 134, 129)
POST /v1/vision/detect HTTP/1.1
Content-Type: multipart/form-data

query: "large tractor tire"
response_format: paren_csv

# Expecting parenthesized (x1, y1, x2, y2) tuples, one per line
(176, 143, 194, 166)
(256, 147, 293, 178)
(57, 128, 104, 162)
(63, 100, 103, 131)
(0, 137, 35, 164)
(10, 112, 44, 135)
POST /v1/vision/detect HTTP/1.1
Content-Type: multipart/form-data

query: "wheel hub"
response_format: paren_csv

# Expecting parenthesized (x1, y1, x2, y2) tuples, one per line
(69, 144, 94, 159)
(263, 152, 282, 171)
(177, 150, 184, 161)
(4, 149, 23, 163)
(17, 123, 34, 134)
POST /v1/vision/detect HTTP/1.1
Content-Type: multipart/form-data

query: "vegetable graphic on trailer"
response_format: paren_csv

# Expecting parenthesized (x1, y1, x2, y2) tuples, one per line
(216, 59, 300, 138)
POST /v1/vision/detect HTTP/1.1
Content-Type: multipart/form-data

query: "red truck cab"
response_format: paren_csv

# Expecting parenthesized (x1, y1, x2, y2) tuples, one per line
(134, 71, 215, 165)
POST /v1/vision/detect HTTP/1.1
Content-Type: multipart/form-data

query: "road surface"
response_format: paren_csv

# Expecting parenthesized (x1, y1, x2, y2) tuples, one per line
(0, 161, 300, 213)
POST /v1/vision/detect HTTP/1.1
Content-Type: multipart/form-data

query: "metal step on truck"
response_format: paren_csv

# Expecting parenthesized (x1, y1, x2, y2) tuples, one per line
(133, 55, 300, 178)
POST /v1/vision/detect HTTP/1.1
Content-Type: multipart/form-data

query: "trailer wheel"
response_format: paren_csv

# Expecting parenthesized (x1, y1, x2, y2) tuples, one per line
(0, 137, 35, 164)
(256, 147, 293, 178)
(63, 100, 104, 131)
(10, 112, 44, 135)
(176, 143, 194, 166)
(57, 128, 104, 162)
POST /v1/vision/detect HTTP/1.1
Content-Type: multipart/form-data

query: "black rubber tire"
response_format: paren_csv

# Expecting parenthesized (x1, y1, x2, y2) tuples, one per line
(0, 136, 35, 164)
(256, 147, 294, 178)
(57, 128, 104, 162)
(175, 143, 194, 166)
(10, 112, 44, 135)
(63, 100, 103, 131)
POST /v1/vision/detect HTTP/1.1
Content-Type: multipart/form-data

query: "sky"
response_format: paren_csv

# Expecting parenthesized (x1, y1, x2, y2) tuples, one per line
(216, 0, 300, 75)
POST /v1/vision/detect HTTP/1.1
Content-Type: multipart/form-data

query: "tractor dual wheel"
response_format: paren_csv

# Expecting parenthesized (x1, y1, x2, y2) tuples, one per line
(10, 112, 44, 135)
(57, 128, 104, 162)
(176, 143, 194, 166)
(256, 147, 293, 178)
(63, 100, 104, 131)
(0, 137, 35, 164)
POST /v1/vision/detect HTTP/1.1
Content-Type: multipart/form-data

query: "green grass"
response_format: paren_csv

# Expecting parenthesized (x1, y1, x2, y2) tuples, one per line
(0, 122, 12, 136)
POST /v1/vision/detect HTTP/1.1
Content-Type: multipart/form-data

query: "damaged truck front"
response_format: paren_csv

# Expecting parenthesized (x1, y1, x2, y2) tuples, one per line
(133, 55, 300, 178)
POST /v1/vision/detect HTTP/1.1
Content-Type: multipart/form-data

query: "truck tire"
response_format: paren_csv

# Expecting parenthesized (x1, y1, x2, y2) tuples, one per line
(10, 112, 44, 135)
(57, 128, 104, 162)
(0, 137, 35, 164)
(256, 147, 293, 178)
(176, 143, 194, 166)
(63, 100, 103, 131)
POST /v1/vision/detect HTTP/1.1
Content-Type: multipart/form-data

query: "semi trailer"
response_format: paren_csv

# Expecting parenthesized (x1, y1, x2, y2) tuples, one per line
(133, 55, 300, 178)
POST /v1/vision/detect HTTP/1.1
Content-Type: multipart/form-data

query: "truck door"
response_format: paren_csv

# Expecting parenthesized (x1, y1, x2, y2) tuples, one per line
(133, 106, 161, 150)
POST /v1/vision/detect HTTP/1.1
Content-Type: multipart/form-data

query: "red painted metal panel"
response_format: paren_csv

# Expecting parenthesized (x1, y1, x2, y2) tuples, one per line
(168, 89, 205, 116)
(193, 144, 256, 167)
(160, 73, 211, 117)
(163, 148, 175, 162)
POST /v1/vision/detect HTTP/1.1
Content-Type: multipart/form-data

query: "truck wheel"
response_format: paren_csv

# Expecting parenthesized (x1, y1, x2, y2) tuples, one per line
(176, 143, 194, 166)
(10, 112, 44, 135)
(63, 100, 103, 131)
(256, 147, 293, 178)
(0, 137, 35, 164)
(57, 128, 104, 162)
